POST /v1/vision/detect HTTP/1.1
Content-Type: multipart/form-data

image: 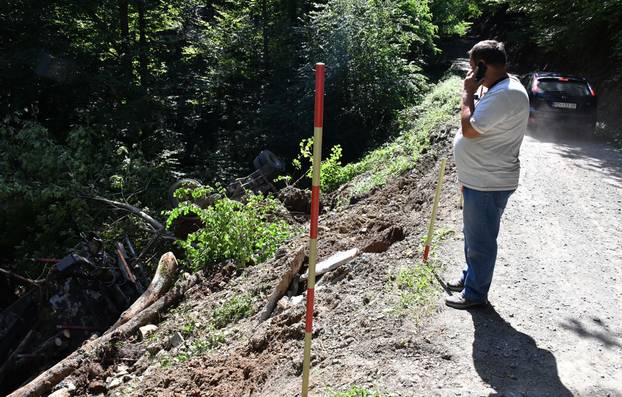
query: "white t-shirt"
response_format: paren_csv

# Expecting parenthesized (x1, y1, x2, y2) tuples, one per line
(453, 76, 529, 191)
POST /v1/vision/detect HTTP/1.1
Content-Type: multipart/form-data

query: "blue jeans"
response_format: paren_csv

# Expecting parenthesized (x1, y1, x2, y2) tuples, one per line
(461, 186, 514, 302)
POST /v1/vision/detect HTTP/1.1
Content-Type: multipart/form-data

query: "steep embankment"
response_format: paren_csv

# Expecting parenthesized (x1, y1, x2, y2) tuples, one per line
(30, 76, 463, 397)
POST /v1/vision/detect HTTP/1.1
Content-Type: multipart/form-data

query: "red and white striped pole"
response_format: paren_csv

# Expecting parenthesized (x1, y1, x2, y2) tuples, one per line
(302, 62, 325, 397)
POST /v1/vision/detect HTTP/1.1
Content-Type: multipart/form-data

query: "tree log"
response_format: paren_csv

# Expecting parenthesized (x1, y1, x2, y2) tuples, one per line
(7, 270, 200, 397)
(107, 252, 178, 332)
(258, 247, 306, 322)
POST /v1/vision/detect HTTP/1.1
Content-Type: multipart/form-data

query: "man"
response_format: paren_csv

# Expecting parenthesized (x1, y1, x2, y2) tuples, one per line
(446, 40, 529, 309)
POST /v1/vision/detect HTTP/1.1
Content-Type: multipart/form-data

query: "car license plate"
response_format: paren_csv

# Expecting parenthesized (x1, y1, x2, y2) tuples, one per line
(552, 102, 577, 109)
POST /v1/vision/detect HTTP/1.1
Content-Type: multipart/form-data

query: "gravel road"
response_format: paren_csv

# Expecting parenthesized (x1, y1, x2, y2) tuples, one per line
(425, 132, 622, 396)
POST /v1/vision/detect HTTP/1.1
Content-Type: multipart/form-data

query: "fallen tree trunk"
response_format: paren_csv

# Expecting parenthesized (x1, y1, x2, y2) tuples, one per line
(259, 247, 306, 322)
(107, 252, 178, 333)
(7, 269, 201, 397)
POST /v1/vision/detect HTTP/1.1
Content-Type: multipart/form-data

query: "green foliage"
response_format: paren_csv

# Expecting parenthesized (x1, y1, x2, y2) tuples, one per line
(396, 227, 454, 310)
(506, 0, 622, 64)
(0, 117, 174, 268)
(0, 0, 477, 268)
(395, 262, 439, 309)
(301, 0, 432, 153)
(429, 0, 481, 37)
(166, 185, 291, 272)
(191, 329, 226, 354)
(342, 76, 462, 200)
(289, 138, 356, 193)
(212, 294, 254, 329)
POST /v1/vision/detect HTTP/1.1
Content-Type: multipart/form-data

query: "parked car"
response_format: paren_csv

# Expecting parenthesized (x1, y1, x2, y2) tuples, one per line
(521, 72, 597, 134)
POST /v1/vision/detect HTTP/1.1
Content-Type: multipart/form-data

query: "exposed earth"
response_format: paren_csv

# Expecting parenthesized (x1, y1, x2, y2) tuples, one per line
(24, 128, 622, 397)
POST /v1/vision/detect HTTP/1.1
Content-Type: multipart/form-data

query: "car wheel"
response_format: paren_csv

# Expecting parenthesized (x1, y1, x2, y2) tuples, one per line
(254, 150, 284, 172)
(168, 178, 202, 208)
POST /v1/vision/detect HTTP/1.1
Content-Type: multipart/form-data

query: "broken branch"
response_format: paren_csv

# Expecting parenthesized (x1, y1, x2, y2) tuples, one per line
(0, 267, 46, 287)
(83, 195, 167, 232)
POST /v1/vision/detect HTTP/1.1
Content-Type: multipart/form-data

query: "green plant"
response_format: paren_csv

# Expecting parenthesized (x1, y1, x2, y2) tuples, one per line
(339, 76, 462, 202)
(166, 186, 292, 272)
(181, 321, 196, 336)
(159, 356, 172, 368)
(395, 261, 439, 309)
(288, 138, 357, 192)
(212, 294, 253, 329)
(191, 329, 226, 354)
(175, 352, 190, 363)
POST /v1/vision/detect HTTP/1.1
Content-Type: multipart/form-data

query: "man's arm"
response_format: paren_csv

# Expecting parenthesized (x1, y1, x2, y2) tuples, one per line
(461, 72, 482, 139)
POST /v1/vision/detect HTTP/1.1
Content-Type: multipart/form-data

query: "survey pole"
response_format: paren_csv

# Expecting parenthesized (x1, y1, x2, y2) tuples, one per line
(423, 158, 447, 262)
(302, 62, 325, 397)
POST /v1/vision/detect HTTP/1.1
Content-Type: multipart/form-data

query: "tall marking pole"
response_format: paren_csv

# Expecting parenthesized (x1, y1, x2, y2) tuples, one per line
(302, 62, 325, 397)
(423, 158, 447, 262)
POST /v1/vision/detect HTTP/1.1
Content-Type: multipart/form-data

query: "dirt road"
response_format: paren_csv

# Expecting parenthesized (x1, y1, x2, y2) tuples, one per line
(424, 133, 622, 396)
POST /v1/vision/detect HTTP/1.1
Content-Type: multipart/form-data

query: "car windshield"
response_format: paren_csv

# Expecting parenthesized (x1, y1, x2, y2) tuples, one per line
(537, 79, 590, 96)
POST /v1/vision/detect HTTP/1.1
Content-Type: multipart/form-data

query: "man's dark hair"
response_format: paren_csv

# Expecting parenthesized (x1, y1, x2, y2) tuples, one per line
(468, 40, 507, 66)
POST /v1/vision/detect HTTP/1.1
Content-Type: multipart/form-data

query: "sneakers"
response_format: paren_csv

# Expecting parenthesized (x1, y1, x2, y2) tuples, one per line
(445, 292, 487, 310)
(446, 277, 464, 292)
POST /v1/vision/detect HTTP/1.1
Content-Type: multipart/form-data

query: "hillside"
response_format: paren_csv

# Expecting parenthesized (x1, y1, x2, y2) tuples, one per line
(10, 76, 463, 397)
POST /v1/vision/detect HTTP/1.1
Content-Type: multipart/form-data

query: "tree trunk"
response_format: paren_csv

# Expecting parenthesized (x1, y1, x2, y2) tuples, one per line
(137, 0, 148, 85)
(261, 0, 269, 69)
(119, 0, 132, 83)
(106, 252, 178, 332)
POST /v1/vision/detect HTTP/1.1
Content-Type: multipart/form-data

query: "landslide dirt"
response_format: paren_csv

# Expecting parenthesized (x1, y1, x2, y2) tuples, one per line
(44, 129, 622, 397)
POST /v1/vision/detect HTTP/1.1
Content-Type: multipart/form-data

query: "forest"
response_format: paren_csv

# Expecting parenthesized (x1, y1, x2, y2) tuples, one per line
(1, 0, 621, 274)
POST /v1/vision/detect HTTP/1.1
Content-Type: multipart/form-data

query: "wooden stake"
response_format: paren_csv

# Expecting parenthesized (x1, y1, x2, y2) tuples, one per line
(423, 158, 447, 262)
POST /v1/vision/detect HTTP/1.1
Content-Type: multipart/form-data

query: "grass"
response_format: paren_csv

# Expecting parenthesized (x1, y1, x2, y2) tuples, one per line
(212, 294, 253, 329)
(395, 260, 442, 310)
(394, 228, 456, 314)
(335, 76, 462, 203)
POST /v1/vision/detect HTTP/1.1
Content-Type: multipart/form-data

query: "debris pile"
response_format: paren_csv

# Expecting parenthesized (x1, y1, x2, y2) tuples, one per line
(0, 232, 151, 395)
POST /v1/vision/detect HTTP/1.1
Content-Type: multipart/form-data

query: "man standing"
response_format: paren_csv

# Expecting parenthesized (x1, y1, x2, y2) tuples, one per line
(446, 40, 529, 309)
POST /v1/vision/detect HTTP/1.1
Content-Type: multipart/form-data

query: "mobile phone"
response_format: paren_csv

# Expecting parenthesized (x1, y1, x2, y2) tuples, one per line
(475, 62, 487, 82)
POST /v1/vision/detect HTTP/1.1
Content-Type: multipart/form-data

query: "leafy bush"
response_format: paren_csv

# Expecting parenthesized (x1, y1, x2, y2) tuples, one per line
(166, 186, 291, 272)
(212, 294, 253, 329)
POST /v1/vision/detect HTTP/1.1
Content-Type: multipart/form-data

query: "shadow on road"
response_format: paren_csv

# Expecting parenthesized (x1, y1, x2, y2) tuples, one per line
(469, 305, 573, 397)
(560, 317, 622, 349)
(527, 128, 622, 188)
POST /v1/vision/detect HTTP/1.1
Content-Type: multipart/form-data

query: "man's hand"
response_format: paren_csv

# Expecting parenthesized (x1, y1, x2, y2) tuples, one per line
(460, 71, 482, 138)
(463, 71, 479, 96)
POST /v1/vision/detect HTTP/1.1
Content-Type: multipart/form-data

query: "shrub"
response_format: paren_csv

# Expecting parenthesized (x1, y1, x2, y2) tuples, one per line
(166, 186, 291, 272)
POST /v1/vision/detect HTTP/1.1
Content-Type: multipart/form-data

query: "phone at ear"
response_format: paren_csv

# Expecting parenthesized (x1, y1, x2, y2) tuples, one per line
(475, 62, 487, 82)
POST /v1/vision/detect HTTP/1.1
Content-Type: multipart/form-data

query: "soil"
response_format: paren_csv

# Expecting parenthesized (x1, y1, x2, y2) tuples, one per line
(33, 128, 622, 397)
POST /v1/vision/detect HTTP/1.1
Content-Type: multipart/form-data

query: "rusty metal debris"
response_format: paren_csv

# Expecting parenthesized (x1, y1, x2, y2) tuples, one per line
(0, 232, 152, 394)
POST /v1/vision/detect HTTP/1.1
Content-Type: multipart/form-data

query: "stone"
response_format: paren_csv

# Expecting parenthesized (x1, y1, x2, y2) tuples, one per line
(169, 331, 185, 348)
(48, 389, 71, 397)
(139, 324, 158, 340)
(107, 377, 123, 389)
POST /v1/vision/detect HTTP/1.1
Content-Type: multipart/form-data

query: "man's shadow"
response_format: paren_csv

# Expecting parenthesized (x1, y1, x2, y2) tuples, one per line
(469, 305, 573, 397)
